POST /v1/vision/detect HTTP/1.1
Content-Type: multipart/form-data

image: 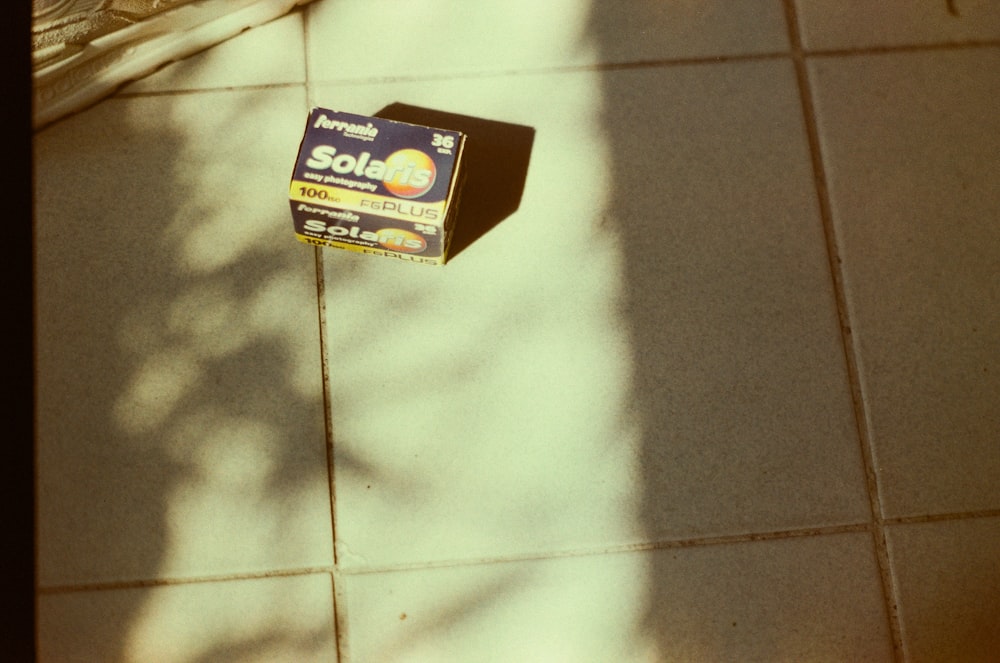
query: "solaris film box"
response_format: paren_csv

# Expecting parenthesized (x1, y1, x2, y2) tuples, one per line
(289, 108, 466, 265)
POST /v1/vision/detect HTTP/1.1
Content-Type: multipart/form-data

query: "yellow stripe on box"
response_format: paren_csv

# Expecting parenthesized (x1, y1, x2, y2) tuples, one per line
(290, 180, 447, 224)
(295, 233, 445, 265)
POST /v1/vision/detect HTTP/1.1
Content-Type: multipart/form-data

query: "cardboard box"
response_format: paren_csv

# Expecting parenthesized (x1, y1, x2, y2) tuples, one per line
(289, 108, 466, 265)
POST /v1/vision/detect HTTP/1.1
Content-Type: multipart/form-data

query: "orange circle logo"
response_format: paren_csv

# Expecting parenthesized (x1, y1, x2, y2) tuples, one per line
(377, 228, 427, 253)
(382, 149, 436, 198)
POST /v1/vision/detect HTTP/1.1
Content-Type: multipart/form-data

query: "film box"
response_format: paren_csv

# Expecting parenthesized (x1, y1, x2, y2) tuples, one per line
(289, 108, 466, 265)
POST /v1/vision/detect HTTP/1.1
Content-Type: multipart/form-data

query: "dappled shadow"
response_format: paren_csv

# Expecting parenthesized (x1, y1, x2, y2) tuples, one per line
(34, 35, 339, 662)
(35, 99, 191, 662)
(188, 626, 333, 663)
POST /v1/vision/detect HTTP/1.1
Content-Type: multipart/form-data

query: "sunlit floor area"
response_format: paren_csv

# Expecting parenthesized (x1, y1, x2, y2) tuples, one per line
(34, 1, 1000, 661)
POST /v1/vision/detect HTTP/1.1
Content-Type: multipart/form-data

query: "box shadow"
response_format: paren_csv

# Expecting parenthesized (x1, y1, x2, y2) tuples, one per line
(374, 103, 535, 262)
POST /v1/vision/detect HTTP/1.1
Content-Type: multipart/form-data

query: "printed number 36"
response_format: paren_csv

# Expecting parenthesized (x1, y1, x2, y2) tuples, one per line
(432, 133, 455, 149)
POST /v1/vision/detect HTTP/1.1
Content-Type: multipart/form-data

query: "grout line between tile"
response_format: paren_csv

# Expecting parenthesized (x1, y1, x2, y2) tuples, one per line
(106, 42, 1000, 103)
(115, 81, 305, 98)
(36, 524, 877, 595)
(782, 2, 903, 660)
(312, 255, 342, 524)
(302, 6, 346, 658)
(805, 39, 1000, 59)
(313, 245, 337, 564)
(333, 523, 874, 577)
(305, 52, 788, 89)
(314, 243, 348, 662)
(302, 41, 999, 90)
(37, 567, 336, 596)
(885, 509, 1000, 526)
(41, 514, 1000, 597)
(303, 9, 347, 660)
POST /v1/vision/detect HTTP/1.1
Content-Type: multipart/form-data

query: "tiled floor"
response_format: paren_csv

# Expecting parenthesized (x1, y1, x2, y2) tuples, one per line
(34, 1, 1000, 661)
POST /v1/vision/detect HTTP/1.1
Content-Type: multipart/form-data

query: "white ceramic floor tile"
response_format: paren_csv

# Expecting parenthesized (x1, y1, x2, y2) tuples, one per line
(124, 10, 307, 93)
(644, 533, 894, 662)
(339, 551, 654, 663)
(338, 533, 892, 663)
(38, 574, 337, 663)
(316, 70, 644, 570)
(316, 57, 871, 572)
(809, 49, 1000, 517)
(794, 0, 1000, 50)
(306, 0, 788, 84)
(887, 517, 1000, 663)
(34, 87, 333, 586)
